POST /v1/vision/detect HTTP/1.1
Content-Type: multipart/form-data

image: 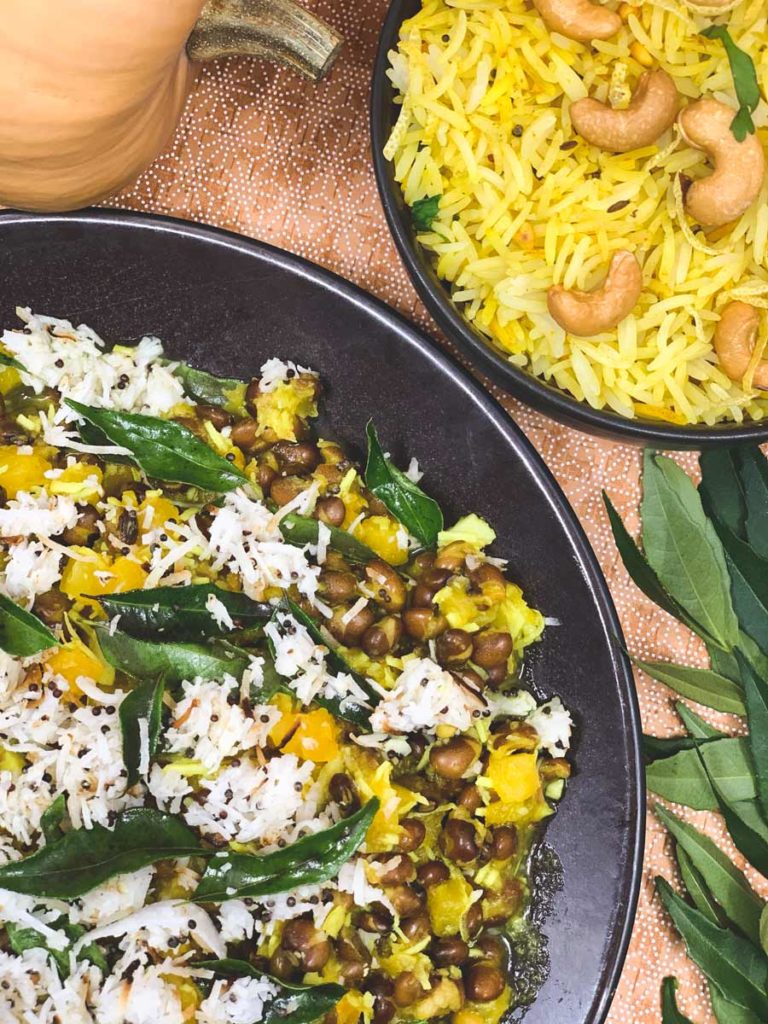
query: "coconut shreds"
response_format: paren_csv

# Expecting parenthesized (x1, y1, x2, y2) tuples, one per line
(0, 311, 572, 1024)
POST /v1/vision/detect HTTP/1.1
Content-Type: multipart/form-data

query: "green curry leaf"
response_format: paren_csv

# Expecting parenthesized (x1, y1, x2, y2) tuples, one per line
(171, 362, 247, 416)
(632, 656, 745, 715)
(99, 584, 271, 641)
(279, 512, 379, 564)
(411, 195, 441, 231)
(119, 677, 166, 787)
(197, 960, 345, 1024)
(40, 794, 68, 845)
(0, 592, 58, 657)
(65, 399, 247, 492)
(365, 421, 443, 548)
(0, 808, 206, 898)
(646, 738, 756, 810)
(194, 798, 378, 902)
(661, 977, 696, 1024)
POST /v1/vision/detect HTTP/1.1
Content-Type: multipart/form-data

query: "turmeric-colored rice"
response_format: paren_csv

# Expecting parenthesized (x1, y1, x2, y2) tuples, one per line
(386, 0, 768, 426)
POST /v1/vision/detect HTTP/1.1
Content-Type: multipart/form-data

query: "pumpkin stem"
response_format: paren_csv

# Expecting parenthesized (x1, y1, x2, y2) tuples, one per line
(187, 0, 343, 81)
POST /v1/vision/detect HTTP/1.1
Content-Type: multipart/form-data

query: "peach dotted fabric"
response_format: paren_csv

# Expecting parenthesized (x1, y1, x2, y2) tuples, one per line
(107, 2, 767, 1020)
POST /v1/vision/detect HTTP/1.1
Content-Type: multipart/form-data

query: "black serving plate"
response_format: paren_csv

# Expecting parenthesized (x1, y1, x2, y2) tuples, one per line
(0, 209, 642, 1023)
(370, 0, 768, 448)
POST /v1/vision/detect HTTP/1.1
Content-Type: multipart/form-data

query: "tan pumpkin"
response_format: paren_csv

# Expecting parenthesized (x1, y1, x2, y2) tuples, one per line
(0, 0, 341, 212)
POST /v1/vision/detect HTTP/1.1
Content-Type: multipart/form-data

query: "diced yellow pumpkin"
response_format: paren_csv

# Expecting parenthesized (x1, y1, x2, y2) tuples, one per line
(0, 446, 52, 498)
(0, 746, 24, 774)
(47, 461, 103, 502)
(487, 750, 541, 806)
(137, 494, 180, 530)
(60, 550, 148, 607)
(353, 515, 408, 566)
(344, 748, 420, 852)
(336, 991, 373, 1024)
(283, 708, 340, 763)
(254, 378, 318, 441)
(161, 975, 202, 1014)
(45, 636, 114, 696)
(268, 692, 300, 746)
(427, 873, 474, 936)
(0, 366, 21, 395)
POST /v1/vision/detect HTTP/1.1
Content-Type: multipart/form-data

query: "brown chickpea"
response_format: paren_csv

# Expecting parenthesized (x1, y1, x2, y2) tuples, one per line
(393, 972, 426, 1008)
(440, 819, 479, 863)
(387, 884, 424, 917)
(430, 737, 479, 780)
(281, 919, 331, 972)
(59, 505, 100, 546)
(245, 378, 261, 415)
(472, 632, 513, 669)
(435, 629, 473, 665)
(464, 964, 505, 1003)
(400, 911, 431, 943)
(434, 542, 467, 572)
(410, 551, 436, 576)
(33, 589, 71, 626)
(482, 878, 524, 926)
(416, 860, 450, 888)
(412, 583, 438, 609)
(257, 463, 277, 493)
(475, 934, 508, 969)
(489, 826, 518, 862)
(398, 817, 426, 853)
(457, 785, 483, 814)
(361, 616, 402, 659)
(320, 570, 358, 604)
(484, 664, 507, 689)
(431, 936, 469, 968)
(195, 403, 232, 429)
(356, 905, 393, 934)
(402, 607, 448, 641)
(376, 854, 415, 886)
(316, 496, 346, 528)
(372, 997, 395, 1024)
(328, 773, 360, 817)
(173, 415, 207, 439)
(464, 901, 484, 938)
(269, 475, 308, 507)
(273, 440, 321, 476)
(451, 667, 485, 692)
(469, 563, 506, 590)
(328, 604, 376, 645)
(422, 567, 453, 590)
(230, 418, 261, 453)
(365, 560, 407, 612)
(339, 960, 366, 986)
(365, 972, 394, 998)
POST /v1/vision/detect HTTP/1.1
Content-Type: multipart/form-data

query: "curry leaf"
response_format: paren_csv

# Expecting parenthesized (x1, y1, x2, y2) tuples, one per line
(365, 421, 443, 548)
(699, 449, 748, 540)
(656, 805, 763, 945)
(194, 798, 378, 902)
(632, 656, 745, 715)
(99, 584, 271, 641)
(197, 960, 344, 1024)
(709, 983, 763, 1024)
(119, 677, 166, 787)
(279, 513, 379, 564)
(702, 27, 760, 141)
(604, 493, 715, 642)
(760, 905, 768, 956)
(171, 362, 247, 415)
(0, 592, 58, 656)
(0, 808, 205, 898)
(656, 878, 768, 1018)
(411, 195, 441, 231)
(642, 452, 739, 652)
(643, 704, 723, 762)
(676, 846, 722, 927)
(736, 650, 768, 820)
(646, 738, 756, 810)
(40, 794, 68, 845)
(736, 449, 768, 559)
(95, 624, 250, 686)
(661, 977, 696, 1024)
(65, 399, 247, 492)
(676, 704, 723, 740)
(711, 521, 768, 655)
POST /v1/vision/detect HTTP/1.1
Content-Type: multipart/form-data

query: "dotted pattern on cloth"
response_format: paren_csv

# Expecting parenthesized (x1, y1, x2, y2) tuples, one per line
(106, 2, 768, 1020)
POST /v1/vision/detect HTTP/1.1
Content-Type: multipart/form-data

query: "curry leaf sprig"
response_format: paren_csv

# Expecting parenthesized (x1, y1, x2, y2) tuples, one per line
(702, 26, 761, 142)
(197, 960, 345, 1024)
(606, 447, 768, 1021)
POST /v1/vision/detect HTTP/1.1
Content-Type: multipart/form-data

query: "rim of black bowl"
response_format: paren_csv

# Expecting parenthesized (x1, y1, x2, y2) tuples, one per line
(370, 0, 768, 449)
(0, 206, 644, 1024)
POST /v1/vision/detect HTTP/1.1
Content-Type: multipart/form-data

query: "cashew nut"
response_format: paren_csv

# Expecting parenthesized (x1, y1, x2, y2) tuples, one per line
(547, 251, 643, 336)
(678, 99, 766, 229)
(571, 69, 680, 152)
(713, 302, 768, 389)
(532, 0, 621, 42)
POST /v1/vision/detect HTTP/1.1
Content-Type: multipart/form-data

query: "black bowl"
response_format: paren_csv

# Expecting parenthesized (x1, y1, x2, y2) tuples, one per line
(370, 0, 768, 448)
(0, 208, 642, 1023)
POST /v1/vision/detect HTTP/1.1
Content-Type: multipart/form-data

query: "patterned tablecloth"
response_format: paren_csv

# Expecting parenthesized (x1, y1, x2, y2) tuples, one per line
(105, 3, 765, 1019)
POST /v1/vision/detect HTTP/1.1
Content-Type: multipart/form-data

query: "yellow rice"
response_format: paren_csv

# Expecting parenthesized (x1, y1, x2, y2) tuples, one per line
(386, 0, 768, 425)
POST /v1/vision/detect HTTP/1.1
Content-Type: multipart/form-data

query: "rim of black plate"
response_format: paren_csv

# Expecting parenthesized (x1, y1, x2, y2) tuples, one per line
(369, 0, 768, 449)
(0, 207, 645, 1022)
